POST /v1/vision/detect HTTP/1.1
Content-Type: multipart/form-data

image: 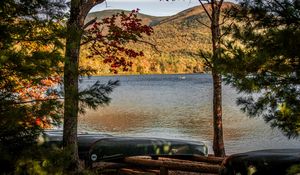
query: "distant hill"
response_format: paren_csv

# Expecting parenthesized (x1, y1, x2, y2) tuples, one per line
(81, 2, 234, 75)
(86, 9, 167, 26)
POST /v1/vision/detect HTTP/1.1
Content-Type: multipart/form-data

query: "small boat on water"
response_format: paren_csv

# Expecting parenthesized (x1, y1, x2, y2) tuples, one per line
(178, 76, 186, 80)
(41, 130, 208, 163)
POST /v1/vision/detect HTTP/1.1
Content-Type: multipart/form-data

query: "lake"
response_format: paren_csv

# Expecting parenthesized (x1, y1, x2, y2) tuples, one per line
(78, 74, 300, 154)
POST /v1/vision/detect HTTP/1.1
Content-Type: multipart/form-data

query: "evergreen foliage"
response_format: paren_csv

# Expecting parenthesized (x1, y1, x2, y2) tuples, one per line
(79, 80, 120, 113)
(0, 0, 67, 172)
(0, 0, 121, 173)
(221, 0, 300, 138)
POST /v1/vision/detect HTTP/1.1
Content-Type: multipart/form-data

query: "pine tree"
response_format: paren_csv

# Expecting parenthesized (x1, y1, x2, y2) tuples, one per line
(0, 0, 66, 172)
(164, 0, 228, 157)
(200, 0, 226, 157)
(221, 0, 300, 138)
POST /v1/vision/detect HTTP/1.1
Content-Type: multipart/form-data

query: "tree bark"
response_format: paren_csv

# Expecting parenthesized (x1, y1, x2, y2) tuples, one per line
(210, 0, 226, 157)
(63, 0, 105, 171)
(212, 71, 225, 157)
(123, 157, 221, 173)
(63, 0, 82, 171)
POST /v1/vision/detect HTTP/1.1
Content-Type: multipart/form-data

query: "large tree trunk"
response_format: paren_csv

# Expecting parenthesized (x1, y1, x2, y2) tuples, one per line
(212, 71, 225, 157)
(211, 1, 225, 157)
(63, 0, 82, 171)
(63, 0, 105, 171)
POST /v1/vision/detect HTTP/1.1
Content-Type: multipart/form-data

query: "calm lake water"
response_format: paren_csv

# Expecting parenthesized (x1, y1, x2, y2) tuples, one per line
(78, 74, 300, 154)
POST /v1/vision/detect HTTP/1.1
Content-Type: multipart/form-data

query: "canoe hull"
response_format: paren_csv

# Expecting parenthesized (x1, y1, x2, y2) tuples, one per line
(42, 130, 208, 163)
(88, 137, 208, 162)
(220, 149, 300, 175)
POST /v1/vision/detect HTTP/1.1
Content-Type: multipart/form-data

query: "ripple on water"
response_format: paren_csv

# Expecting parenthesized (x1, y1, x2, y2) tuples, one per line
(79, 74, 300, 154)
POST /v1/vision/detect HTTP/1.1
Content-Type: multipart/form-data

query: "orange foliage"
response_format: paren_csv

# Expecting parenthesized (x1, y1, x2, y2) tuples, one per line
(12, 76, 62, 128)
(14, 76, 61, 102)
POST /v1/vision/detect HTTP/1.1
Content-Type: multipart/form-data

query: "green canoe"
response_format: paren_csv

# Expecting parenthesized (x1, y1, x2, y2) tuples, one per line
(42, 130, 208, 163)
(88, 136, 208, 162)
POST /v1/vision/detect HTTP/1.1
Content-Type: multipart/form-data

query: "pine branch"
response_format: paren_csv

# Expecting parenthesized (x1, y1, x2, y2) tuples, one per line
(199, 51, 213, 68)
(219, 7, 233, 27)
(79, 80, 119, 111)
(219, 21, 233, 39)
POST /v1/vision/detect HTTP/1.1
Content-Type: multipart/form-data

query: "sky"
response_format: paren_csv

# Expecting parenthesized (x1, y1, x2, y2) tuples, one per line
(90, 0, 237, 17)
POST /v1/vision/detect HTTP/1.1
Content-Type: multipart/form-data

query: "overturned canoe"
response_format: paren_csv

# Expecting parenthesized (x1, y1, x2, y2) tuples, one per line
(220, 149, 300, 175)
(41, 130, 112, 159)
(88, 136, 208, 162)
(42, 130, 208, 163)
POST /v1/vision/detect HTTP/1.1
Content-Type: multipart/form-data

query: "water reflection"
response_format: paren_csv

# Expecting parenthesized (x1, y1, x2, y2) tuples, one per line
(80, 109, 154, 132)
(79, 74, 300, 154)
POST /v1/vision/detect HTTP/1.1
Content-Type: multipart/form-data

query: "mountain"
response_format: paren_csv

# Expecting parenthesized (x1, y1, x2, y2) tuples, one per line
(81, 2, 234, 75)
(86, 9, 167, 26)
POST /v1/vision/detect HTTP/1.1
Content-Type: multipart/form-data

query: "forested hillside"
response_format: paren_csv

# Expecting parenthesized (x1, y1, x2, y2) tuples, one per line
(81, 2, 232, 75)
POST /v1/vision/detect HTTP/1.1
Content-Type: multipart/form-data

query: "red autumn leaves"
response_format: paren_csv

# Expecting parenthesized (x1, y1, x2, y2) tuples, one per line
(14, 10, 152, 128)
(84, 9, 153, 73)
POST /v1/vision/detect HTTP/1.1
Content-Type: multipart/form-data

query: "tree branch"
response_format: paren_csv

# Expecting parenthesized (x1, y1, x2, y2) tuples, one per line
(219, 21, 233, 39)
(200, 51, 213, 68)
(80, 38, 94, 46)
(195, 18, 210, 29)
(217, 0, 224, 9)
(80, 0, 106, 26)
(218, 1, 232, 27)
(83, 17, 97, 29)
(81, 26, 104, 46)
(14, 98, 64, 105)
(136, 39, 160, 53)
(84, 0, 106, 13)
(273, 0, 287, 11)
(199, 0, 212, 21)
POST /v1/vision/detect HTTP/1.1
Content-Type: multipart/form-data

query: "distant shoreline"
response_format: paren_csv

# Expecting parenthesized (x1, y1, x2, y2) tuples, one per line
(90, 72, 208, 77)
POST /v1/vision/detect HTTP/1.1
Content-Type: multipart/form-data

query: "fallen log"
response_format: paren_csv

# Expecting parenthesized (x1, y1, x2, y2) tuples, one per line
(151, 155, 225, 164)
(123, 156, 221, 174)
(160, 167, 168, 175)
(92, 162, 129, 169)
(156, 156, 224, 165)
(119, 168, 158, 175)
(158, 157, 213, 166)
(193, 155, 225, 164)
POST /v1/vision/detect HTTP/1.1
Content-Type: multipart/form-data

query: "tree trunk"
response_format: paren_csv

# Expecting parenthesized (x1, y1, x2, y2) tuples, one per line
(212, 71, 225, 157)
(63, 0, 82, 171)
(63, 0, 105, 171)
(211, 1, 226, 157)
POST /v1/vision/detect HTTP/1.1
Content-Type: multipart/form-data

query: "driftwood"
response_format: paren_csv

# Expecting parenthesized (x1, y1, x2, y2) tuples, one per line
(123, 156, 221, 174)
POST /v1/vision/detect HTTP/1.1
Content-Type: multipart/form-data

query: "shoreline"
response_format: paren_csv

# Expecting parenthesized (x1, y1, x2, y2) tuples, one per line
(83, 72, 209, 77)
